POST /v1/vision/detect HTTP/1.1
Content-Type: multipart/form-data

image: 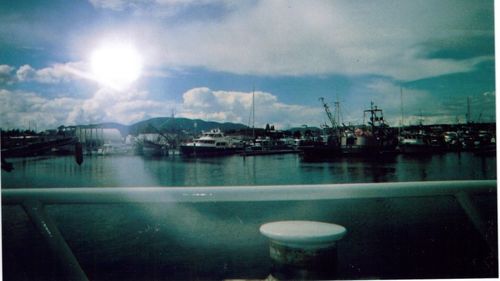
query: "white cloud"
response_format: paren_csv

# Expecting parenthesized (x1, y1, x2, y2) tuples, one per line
(5, 1, 493, 83)
(180, 87, 322, 129)
(121, 0, 492, 81)
(88, 0, 229, 14)
(65, 87, 179, 125)
(15, 62, 89, 84)
(0, 86, 181, 130)
(0, 89, 82, 129)
(2, 81, 489, 131)
(16, 65, 35, 82)
(0, 65, 15, 84)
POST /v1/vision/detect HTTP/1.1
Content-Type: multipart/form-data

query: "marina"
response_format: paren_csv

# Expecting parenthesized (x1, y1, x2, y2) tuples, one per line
(1, 118, 496, 162)
(2, 106, 497, 281)
(2, 114, 496, 281)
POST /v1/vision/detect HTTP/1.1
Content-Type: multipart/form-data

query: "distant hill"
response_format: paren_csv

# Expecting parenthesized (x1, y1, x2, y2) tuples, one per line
(97, 117, 249, 136)
(89, 118, 328, 137)
(89, 120, 318, 136)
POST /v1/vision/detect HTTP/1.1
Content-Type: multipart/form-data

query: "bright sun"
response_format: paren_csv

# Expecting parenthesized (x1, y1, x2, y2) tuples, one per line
(90, 44, 143, 90)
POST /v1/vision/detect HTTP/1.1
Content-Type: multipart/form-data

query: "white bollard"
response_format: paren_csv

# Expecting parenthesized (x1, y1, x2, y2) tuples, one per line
(260, 220, 346, 280)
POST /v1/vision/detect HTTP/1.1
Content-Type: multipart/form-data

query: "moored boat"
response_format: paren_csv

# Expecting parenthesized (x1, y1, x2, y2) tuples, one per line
(300, 101, 398, 160)
(179, 129, 242, 156)
(241, 136, 298, 156)
(138, 140, 168, 156)
(398, 131, 443, 154)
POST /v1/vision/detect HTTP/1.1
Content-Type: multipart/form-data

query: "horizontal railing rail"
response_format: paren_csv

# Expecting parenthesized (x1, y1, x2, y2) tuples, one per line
(2, 180, 497, 204)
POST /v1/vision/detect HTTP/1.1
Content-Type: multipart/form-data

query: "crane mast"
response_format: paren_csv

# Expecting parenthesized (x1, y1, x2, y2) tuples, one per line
(319, 97, 337, 129)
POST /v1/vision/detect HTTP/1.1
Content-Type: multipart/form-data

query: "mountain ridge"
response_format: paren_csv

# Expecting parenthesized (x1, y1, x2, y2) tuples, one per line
(91, 117, 249, 136)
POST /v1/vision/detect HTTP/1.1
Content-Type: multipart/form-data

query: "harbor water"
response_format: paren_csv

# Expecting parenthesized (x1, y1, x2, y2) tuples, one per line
(1, 152, 496, 188)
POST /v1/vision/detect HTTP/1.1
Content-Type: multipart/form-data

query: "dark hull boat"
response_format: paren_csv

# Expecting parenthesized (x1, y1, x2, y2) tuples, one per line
(300, 101, 398, 160)
(1, 137, 78, 158)
(298, 137, 341, 161)
(179, 145, 241, 156)
(398, 143, 443, 154)
(140, 140, 168, 157)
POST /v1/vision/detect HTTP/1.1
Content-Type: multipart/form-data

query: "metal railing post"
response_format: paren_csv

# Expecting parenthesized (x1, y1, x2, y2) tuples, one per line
(455, 192, 497, 254)
(22, 200, 89, 281)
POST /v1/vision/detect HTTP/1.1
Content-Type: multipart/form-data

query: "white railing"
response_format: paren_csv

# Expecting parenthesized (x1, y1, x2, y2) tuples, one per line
(2, 180, 496, 204)
(2, 180, 497, 281)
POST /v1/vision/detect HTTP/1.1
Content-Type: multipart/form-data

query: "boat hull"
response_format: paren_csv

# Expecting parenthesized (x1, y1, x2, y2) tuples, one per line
(300, 143, 397, 161)
(137, 141, 168, 157)
(299, 144, 341, 161)
(240, 149, 299, 156)
(179, 145, 241, 156)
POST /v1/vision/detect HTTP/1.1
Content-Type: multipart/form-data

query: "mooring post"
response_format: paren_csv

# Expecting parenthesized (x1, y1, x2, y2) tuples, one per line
(260, 220, 346, 280)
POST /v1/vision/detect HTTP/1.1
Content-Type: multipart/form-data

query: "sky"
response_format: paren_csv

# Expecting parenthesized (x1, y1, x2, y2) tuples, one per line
(0, 0, 495, 131)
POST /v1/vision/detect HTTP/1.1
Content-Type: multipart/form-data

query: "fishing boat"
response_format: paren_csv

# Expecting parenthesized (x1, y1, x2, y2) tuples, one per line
(241, 136, 298, 156)
(340, 102, 398, 156)
(301, 100, 398, 160)
(179, 129, 242, 156)
(298, 98, 343, 160)
(298, 134, 341, 160)
(239, 89, 298, 156)
(143, 141, 168, 156)
(134, 134, 169, 157)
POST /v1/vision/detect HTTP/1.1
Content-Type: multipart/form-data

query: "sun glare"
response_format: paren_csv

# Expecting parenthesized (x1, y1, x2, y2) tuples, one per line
(90, 44, 143, 90)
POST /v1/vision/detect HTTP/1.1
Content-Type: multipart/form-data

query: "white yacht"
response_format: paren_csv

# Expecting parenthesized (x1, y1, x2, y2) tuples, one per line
(179, 129, 241, 156)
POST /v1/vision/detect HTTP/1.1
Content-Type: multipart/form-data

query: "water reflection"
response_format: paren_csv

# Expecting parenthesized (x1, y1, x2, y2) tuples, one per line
(1, 152, 496, 188)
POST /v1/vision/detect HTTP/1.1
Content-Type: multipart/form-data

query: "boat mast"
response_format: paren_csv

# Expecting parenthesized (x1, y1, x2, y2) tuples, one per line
(400, 87, 405, 130)
(320, 97, 336, 128)
(320, 97, 341, 138)
(364, 101, 384, 131)
(334, 97, 341, 130)
(370, 101, 375, 131)
(252, 86, 255, 140)
(466, 96, 471, 124)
